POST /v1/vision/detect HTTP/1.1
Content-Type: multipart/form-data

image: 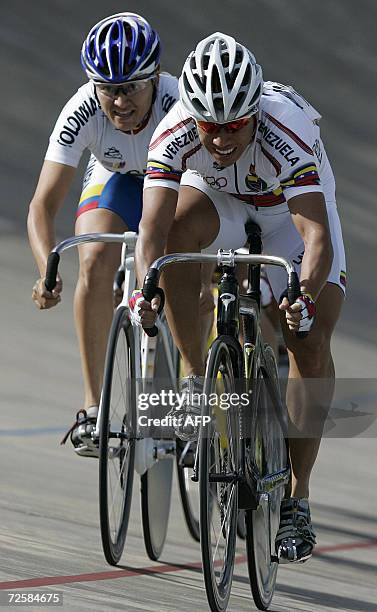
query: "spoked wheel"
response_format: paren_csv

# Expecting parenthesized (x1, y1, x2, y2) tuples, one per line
(246, 345, 289, 610)
(200, 339, 240, 612)
(176, 439, 200, 541)
(141, 318, 175, 560)
(175, 350, 201, 541)
(99, 307, 136, 566)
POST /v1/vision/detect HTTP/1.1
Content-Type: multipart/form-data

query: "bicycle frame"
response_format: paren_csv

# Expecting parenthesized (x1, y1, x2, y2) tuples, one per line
(142, 247, 298, 493)
(142, 243, 302, 609)
(45, 231, 178, 473)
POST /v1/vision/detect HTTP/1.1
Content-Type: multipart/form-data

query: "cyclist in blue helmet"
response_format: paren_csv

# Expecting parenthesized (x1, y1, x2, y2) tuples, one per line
(27, 13, 185, 457)
(81, 12, 161, 83)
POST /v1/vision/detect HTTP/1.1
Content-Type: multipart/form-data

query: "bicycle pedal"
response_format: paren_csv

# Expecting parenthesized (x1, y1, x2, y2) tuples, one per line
(73, 444, 99, 458)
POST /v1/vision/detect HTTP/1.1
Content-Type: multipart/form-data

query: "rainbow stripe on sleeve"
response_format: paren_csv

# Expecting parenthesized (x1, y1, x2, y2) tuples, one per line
(146, 161, 182, 183)
(281, 164, 320, 189)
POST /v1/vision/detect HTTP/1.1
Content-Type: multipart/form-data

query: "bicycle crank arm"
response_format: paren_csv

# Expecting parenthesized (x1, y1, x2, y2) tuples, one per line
(209, 472, 239, 483)
(257, 467, 291, 494)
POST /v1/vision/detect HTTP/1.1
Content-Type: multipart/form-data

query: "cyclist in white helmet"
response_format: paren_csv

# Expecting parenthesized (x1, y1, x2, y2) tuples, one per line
(27, 12, 183, 457)
(134, 32, 346, 563)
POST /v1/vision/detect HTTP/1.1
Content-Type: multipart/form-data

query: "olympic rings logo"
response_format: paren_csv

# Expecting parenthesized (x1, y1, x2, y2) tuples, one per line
(204, 176, 228, 189)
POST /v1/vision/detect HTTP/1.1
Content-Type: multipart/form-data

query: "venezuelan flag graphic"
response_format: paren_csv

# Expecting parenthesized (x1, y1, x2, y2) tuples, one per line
(245, 172, 269, 193)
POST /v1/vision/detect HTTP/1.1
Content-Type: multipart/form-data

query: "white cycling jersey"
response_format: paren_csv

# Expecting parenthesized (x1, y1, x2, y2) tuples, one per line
(145, 81, 336, 209)
(145, 81, 346, 297)
(45, 73, 178, 175)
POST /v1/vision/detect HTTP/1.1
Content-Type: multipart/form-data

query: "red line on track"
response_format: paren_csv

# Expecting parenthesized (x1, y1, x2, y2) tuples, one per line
(313, 540, 377, 554)
(0, 541, 376, 590)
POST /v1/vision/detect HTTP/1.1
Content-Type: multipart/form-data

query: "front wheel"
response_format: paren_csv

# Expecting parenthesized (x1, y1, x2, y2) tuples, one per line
(176, 439, 200, 541)
(200, 338, 240, 612)
(140, 319, 175, 560)
(246, 345, 288, 610)
(99, 307, 136, 566)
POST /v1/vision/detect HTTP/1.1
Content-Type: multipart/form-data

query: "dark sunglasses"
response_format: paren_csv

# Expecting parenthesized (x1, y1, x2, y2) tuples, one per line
(196, 116, 252, 134)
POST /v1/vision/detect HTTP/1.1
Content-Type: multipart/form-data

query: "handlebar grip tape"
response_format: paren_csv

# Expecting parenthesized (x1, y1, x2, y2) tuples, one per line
(45, 252, 60, 292)
(288, 271, 308, 340)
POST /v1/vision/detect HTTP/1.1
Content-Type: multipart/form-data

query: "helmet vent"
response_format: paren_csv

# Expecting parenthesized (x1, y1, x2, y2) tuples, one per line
(211, 65, 222, 95)
(234, 91, 245, 110)
(111, 46, 120, 77)
(137, 32, 146, 55)
(100, 48, 110, 76)
(124, 22, 133, 43)
(213, 98, 225, 114)
(193, 98, 207, 113)
(222, 52, 230, 69)
(142, 42, 160, 71)
(241, 64, 251, 87)
(122, 47, 134, 76)
(183, 73, 193, 94)
(250, 83, 262, 106)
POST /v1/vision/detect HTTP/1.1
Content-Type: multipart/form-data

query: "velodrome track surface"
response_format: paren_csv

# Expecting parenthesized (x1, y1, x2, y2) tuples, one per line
(1, 2, 376, 611)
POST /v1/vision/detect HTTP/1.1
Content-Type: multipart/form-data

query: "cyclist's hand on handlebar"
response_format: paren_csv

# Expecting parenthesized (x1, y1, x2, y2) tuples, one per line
(129, 289, 160, 329)
(279, 293, 316, 332)
(32, 275, 62, 310)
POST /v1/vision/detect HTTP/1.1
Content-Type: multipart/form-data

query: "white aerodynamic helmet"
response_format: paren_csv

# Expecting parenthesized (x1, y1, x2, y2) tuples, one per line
(179, 32, 263, 122)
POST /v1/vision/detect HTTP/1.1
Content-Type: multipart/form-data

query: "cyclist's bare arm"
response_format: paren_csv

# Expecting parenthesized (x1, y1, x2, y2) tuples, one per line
(134, 186, 178, 326)
(281, 191, 334, 326)
(136, 186, 178, 283)
(28, 160, 76, 307)
(288, 192, 333, 299)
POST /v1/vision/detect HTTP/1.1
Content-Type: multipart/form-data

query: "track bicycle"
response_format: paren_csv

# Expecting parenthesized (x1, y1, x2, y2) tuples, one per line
(142, 222, 304, 611)
(45, 231, 200, 564)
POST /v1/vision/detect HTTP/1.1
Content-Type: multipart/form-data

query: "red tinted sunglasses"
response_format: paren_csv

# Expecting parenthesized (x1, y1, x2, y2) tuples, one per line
(196, 116, 251, 134)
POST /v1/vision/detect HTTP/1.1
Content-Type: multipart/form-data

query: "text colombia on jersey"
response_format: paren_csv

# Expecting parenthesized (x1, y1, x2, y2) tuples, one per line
(58, 96, 99, 146)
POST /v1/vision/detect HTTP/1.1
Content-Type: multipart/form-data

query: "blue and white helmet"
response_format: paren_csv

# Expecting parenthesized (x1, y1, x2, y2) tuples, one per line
(179, 32, 263, 122)
(81, 12, 161, 83)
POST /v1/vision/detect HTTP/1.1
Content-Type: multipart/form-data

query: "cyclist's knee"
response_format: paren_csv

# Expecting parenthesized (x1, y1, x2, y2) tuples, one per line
(78, 245, 118, 288)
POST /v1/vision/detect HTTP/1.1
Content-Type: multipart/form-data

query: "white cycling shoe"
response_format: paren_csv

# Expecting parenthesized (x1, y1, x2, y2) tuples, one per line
(61, 406, 99, 458)
(276, 497, 316, 563)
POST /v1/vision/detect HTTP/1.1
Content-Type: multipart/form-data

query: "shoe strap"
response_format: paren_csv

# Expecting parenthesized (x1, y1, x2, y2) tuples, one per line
(277, 500, 316, 544)
(60, 409, 88, 445)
